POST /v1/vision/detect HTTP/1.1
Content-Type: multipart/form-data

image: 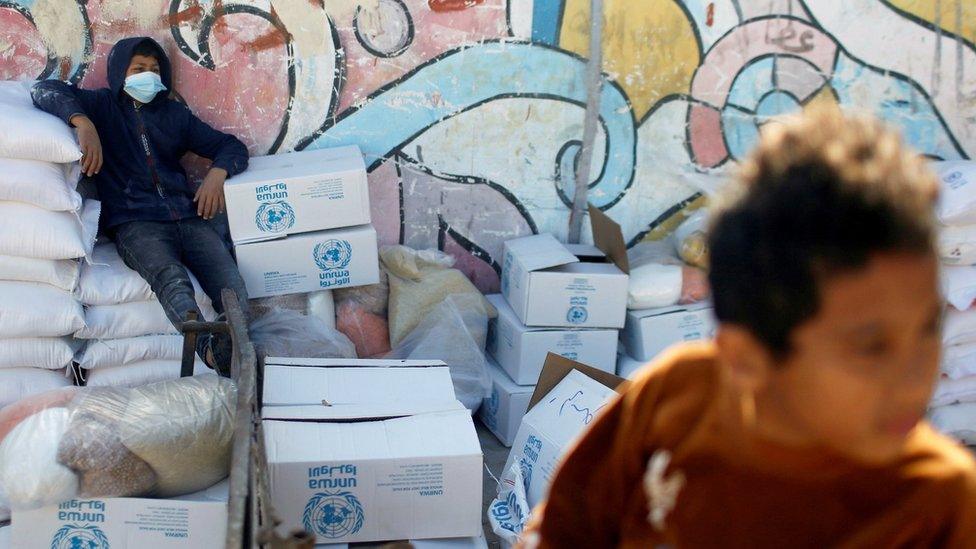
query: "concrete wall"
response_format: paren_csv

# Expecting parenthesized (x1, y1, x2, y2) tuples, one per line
(2, 0, 973, 291)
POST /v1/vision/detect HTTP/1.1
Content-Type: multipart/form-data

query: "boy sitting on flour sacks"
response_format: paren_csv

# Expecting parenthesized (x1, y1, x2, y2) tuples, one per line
(32, 37, 250, 373)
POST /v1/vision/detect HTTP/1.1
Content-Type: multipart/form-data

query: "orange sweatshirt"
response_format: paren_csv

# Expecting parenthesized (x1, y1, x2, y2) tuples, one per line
(519, 343, 976, 548)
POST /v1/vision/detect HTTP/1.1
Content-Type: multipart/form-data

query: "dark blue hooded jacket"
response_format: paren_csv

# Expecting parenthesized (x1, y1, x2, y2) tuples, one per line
(31, 37, 249, 229)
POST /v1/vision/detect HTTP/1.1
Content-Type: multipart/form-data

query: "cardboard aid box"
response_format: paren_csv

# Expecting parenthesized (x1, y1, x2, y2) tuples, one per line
(479, 357, 534, 447)
(622, 302, 717, 361)
(12, 496, 226, 548)
(503, 354, 626, 508)
(224, 145, 370, 244)
(235, 224, 379, 298)
(262, 359, 483, 545)
(500, 206, 629, 329)
(486, 293, 617, 385)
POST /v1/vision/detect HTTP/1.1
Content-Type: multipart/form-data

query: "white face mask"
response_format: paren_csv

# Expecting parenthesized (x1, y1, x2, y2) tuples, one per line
(123, 71, 167, 103)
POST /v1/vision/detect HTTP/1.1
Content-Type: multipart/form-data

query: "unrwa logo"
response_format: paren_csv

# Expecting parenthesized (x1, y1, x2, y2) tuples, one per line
(51, 524, 109, 549)
(303, 491, 365, 539)
(566, 305, 588, 324)
(313, 240, 353, 271)
(255, 201, 295, 233)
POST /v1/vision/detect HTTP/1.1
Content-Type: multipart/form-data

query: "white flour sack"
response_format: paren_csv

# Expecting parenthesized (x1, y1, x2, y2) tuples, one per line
(942, 265, 976, 311)
(0, 337, 76, 369)
(84, 358, 208, 388)
(0, 158, 81, 211)
(77, 298, 215, 340)
(77, 244, 211, 306)
(0, 281, 85, 338)
(939, 224, 976, 266)
(0, 200, 99, 260)
(79, 335, 183, 370)
(0, 255, 79, 291)
(935, 161, 976, 226)
(0, 81, 82, 163)
(0, 368, 72, 407)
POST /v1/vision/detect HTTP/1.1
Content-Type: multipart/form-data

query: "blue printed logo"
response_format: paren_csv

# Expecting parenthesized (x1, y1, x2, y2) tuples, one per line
(51, 524, 110, 549)
(255, 201, 295, 233)
(303, 491, 365, 539)
(313, 240, 353, 271)
(566, 305, 588, 324)
(484, 387, 500, 428)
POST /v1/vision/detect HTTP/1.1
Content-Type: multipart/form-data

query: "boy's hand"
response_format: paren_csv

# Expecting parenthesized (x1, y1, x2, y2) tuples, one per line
(70, 115, 102, 177)
(194, 167, 227, 220)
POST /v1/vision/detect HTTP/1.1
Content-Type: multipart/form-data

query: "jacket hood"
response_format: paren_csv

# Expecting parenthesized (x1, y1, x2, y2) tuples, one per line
(107, 37, 172, 103)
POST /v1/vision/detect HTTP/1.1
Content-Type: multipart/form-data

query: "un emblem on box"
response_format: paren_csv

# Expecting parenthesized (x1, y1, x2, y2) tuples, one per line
(313, 239, 353, 271)
(255, 201, 296, 233)
(303, 491, 365, 539)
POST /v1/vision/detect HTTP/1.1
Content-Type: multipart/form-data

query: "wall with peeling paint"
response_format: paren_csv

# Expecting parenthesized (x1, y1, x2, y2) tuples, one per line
(1, 0, 973, 292)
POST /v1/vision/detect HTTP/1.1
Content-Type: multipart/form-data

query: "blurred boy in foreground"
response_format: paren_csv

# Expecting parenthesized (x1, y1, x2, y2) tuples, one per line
(519, 107, 976, 548)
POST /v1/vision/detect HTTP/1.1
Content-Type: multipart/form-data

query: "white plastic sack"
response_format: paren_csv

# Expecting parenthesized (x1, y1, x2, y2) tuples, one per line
(77, 298, 215, 340)
(0, 374, 234, 510)
(0, 281, 85, 338)
(0, 368, 72, 408)
(929, 403, 976, 445)
(626, 242, 683, 310)
(943, 265, 976, 311)
(250, 308, 355, 359)
(932, 376, 976, 408)
(84, 359, 208, 388)
(0, 158, 81, 211)
(943, 343, 976, 380)
(0, 338, 76, 370)
(488, 462, 530, 546)
(0, 408, 77, 510)
(672, 209, 709, 269)
(79, 335, 183, 370)
(0, 81, 82, 163)
(939, 224, 976, 266)
(0, 255, 79, 291)
(944, 308, 976, 347)
(307, 290, 336, 330)
(0, 200, 98, 260)
(77, 243, 210, 305)
(385, 294, 492, 411)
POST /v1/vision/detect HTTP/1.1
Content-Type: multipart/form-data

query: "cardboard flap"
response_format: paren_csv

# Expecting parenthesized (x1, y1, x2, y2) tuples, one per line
(262, 365, 458, 409)
(505, 234, 578, 272)
(528, 353, 627, 410)
(588, 205, 630, 273)
(231, 145, 364, 180)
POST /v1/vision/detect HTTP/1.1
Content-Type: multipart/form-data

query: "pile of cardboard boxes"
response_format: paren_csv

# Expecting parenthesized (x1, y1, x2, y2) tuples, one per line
(478, 208, 629, 447)
(225, 146, 380, 299)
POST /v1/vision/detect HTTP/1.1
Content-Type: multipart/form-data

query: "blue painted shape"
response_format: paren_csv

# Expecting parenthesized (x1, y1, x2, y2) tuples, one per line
(721, 107, 759, 161)
(726, 57, 775, 111)
(303, 42, 637, 208)
(831, 52, 963, 160)
(756, 90, 800, 121)
(532, 0, 565, 46)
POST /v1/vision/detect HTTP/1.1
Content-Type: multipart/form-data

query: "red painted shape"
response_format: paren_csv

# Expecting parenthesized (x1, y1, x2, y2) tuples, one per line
(706, 3, 715, 27)
(688, 104, 728, 168)
(428, 0, 486, 13)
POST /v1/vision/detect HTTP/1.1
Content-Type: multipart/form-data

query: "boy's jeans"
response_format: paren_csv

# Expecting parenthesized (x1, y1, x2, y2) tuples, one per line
(114, 217, 250, 372)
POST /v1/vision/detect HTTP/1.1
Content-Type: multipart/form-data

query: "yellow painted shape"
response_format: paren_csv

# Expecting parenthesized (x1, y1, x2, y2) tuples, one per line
(802, 85, 839, 109)
(887, 0, 976, 44)
(642, 195, 709, 242)
(559, 0, 700, 119)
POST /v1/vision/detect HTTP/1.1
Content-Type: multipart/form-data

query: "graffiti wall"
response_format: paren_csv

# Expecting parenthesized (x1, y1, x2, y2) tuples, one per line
(1, 0, 973, 291)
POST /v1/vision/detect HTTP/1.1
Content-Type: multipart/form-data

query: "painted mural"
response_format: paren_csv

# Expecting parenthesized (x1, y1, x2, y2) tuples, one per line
(1, 0, 973, 291)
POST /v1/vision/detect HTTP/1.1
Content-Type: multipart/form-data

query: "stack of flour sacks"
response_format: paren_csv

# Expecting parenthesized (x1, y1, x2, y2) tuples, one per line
(0, 80, 97, 410)
(75, 243, 213, 386)
(929, 160, 976, 446)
